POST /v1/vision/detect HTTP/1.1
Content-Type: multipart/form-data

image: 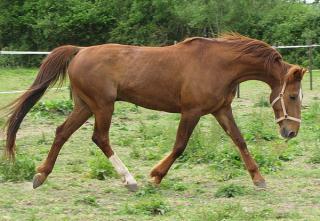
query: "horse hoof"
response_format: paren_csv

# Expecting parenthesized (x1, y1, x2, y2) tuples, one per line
(150, 172, 162, 185)
(33, 173, 47, 189)
(149, 176, 161, 187)
(125, 183, 138, 192)
(254, 180, 267, 189)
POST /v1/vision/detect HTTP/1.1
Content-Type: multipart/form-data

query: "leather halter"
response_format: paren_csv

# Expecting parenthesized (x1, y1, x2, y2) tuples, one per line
(270, 81, 302, 123)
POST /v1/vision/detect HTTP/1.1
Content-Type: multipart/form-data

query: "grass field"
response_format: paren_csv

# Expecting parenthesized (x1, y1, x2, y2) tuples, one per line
(0, 68, 319, 221)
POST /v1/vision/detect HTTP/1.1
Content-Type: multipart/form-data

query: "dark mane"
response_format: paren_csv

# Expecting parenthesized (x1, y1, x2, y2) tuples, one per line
(219, 33, 284, 74)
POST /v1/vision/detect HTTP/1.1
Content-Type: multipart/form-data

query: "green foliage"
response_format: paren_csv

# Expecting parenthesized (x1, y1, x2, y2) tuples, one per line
(254, 96, 270, 107)
(134, 184, 158, 197)
(31, 99, 73, 117)
(303, 102, 320, 122)
(178, 121, 225, 164)
(128, 120, 175, 161)
(308, 148, 320, 164)
(188, 203, 299, 221)
(88, 150, 117, 180)
(176, 111, 298, 180)
(124, 197, 170, 216)
(242, 111, 277, 142)
(0, 1, 319, 67)
(0, 154, 35, 182)
(74, 195, 99, 207)
(214, 184, 248, 198)
(301, 102, 320, 150)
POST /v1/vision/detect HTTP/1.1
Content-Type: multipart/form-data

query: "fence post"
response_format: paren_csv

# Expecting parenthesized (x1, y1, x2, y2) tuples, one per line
(237, 84, 240, 98)
(308, 45, 313, 90)
(69, 85, 73, 100)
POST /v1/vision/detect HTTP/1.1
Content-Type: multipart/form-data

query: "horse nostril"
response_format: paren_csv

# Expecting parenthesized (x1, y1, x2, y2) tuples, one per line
(288, 131, 296, 138)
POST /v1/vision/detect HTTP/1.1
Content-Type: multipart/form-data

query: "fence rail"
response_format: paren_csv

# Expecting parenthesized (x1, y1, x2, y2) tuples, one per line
(0, 87, 68, 95)
(274, 44, 320, 49)
(0, 51, 50, 55)
(1, 44, 320, 97)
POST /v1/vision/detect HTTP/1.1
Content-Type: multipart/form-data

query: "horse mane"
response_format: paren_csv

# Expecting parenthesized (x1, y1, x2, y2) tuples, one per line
(181, 33, 285, 75)
(219, 33, 284, 74)
(181, 37, 215, 44)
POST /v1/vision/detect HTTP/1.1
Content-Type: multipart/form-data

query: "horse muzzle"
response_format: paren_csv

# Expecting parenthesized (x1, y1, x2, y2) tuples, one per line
(280, 127, 297, 139)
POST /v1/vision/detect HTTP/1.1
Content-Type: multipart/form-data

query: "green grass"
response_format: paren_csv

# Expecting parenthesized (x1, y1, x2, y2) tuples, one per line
(88, 150, 118, 180)
(0, 68, 319, 220)
(214, 183, 249, 198)
(0, 154, 35, 182)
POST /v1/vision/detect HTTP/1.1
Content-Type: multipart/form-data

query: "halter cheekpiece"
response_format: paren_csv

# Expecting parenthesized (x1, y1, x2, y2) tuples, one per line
(270, 80, 301, 123)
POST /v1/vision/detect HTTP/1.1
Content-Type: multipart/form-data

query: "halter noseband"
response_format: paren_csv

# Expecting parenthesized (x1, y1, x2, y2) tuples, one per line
(270, 81, 301, 123)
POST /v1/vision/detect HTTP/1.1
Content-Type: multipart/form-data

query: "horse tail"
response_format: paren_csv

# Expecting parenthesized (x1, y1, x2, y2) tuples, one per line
(4, 45, 80, 160)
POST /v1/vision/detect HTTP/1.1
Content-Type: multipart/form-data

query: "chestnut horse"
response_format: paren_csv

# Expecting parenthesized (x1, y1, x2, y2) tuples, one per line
(4, 34, 306, 191)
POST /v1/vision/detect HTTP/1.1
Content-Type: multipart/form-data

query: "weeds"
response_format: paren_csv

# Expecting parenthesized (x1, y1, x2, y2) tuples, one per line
(214, 183, 248, 198)
(0, 154, 35, 182)
(187, 203, 298, 221)
(254, 96, 270, 107)
(124, 197, 170, 216)
(75, 195, 99, 207)
(303, 102, 320, 122)
(178, 121, 224, 164)
(308, 149, 320, 164)
(31, 100, 73, 117)
(88, 150, 117, 180)
(135, 184, 158, 197)
(242, 111, 277, 142)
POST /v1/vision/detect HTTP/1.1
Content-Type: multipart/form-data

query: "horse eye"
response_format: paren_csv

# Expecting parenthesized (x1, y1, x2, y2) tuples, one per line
(289, 95, 297, 100)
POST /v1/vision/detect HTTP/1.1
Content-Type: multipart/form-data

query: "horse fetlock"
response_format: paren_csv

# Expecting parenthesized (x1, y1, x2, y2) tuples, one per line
(123, 174, 138, 192)
(32, 173, 48, 189)
(253, 178, 266, 189)
(150, 169, 165, 184)
(109, 153, 138, 191)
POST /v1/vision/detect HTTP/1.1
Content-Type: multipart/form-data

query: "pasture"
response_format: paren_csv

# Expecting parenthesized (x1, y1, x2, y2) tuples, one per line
(0, 68, 319, 220)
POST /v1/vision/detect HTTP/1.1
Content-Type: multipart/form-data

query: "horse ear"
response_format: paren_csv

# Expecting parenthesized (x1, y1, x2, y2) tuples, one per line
(293, 68, 307, 81)
(286, 66, 307, 82)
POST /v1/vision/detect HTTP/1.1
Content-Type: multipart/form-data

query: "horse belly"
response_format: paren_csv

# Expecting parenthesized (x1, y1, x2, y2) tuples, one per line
(117, 86, 181, 113)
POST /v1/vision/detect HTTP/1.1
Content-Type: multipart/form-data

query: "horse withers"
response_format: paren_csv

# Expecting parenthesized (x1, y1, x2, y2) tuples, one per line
(4, 34, 306, 191)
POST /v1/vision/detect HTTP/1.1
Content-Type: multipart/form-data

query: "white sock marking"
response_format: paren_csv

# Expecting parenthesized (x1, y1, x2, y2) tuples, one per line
(109, 153, 137, 186)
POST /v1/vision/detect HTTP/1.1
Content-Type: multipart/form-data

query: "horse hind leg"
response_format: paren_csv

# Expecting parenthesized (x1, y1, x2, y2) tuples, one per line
(33, 96, 92, 188)
(91, 103, 138, 192)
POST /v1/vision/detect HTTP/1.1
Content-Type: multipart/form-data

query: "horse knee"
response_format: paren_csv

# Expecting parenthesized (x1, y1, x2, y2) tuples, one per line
(92, 134, 100, 146)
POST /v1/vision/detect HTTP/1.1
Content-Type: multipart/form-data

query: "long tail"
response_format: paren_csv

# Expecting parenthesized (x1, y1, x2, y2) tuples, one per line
(4, 45, 80, 160)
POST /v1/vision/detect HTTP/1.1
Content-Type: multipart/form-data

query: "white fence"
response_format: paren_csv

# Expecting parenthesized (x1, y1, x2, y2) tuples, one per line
(1, 44, 319, 96)
(0, 51, 50, 55)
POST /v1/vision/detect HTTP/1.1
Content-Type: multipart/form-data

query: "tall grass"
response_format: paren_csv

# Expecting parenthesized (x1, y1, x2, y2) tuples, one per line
(88, 150, 117, 180)
(0, 154, 35, 182)
(31, 100, 73, 117)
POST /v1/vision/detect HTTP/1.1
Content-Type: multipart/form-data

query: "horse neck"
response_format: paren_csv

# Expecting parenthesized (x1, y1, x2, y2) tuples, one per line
(230, 58, 284, 89)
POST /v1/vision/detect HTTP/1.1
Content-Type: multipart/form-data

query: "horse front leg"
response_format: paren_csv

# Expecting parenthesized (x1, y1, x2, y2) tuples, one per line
(150, 111, 200, 184)
(213, 106, 266, 188)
